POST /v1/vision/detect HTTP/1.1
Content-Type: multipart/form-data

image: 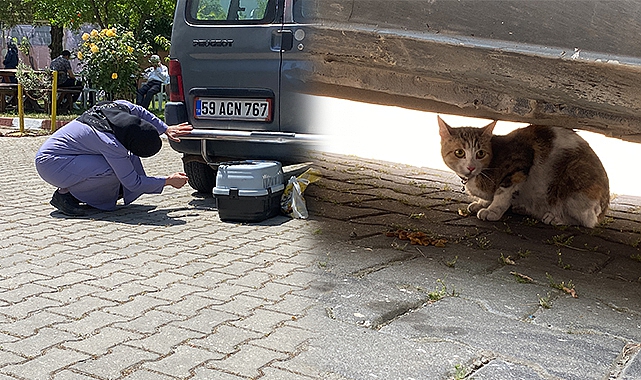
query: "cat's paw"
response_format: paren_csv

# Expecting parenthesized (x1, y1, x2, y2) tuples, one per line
(477, 208, 503, 221)
(467, 201, 488, 214)
(542, 212, 563, 225)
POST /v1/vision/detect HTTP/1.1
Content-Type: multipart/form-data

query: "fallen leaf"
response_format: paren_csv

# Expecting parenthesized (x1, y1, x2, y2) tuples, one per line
(385, 229, 448, 247)
(563, 286, 578, 298)
(510, 271, 533, 283)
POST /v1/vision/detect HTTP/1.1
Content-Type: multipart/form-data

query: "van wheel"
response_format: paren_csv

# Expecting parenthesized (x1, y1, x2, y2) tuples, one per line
(184, 160, 216, 194)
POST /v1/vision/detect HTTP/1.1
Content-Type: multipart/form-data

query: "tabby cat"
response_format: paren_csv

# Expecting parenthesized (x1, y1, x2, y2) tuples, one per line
(437, 116, 610, 228)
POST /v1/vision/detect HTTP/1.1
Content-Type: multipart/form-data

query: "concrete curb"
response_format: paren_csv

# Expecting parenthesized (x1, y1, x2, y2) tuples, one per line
(0, 116, 69, 131)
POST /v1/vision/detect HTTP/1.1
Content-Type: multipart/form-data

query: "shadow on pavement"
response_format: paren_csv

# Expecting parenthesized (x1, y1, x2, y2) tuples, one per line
(50, 204, 194, 226)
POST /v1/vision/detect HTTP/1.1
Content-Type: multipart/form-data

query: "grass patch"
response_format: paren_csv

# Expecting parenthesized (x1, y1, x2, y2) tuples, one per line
(538, 293, 552, 309)
(427, 279, 458, 302)
(556, 250, 571, 270)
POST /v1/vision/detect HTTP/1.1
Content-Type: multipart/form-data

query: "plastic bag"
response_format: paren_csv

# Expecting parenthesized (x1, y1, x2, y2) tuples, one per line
(281, 168, 321, 219)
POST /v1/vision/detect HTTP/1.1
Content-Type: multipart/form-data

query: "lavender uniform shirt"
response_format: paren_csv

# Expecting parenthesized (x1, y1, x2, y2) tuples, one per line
(35, 100, 168, 210)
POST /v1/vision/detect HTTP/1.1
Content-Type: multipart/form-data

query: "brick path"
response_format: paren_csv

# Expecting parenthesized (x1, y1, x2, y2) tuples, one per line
(0, 136, 324, 379)
(0, 135, 640, 379)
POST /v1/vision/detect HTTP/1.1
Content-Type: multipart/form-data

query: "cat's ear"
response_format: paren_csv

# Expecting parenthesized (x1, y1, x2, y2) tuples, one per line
(482, 120, 497, 136)
(437, 116, 452, 138)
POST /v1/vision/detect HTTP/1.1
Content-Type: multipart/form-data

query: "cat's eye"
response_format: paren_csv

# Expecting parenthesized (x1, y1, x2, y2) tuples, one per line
(476, 150, 487, 159)
(454, 149, 465, 158)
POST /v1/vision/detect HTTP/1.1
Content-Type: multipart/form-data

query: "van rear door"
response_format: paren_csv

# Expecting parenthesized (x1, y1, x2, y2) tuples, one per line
(176, 0, 285, 132)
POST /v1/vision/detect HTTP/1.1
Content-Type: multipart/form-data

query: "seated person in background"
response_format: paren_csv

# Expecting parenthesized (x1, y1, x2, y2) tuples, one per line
(50, 50, 82, 104)
(136, 54, 169, 109)
(2, 41, 19, 83)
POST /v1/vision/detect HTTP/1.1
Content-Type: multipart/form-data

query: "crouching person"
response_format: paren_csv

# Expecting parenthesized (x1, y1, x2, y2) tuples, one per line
(35, 100, 193, 216)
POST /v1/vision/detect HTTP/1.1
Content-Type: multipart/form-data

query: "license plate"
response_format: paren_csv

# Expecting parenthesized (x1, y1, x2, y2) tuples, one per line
(194, 98, 272, 122)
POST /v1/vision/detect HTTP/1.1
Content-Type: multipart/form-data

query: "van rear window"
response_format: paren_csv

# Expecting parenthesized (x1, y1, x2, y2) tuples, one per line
(188, 0, 276, 23)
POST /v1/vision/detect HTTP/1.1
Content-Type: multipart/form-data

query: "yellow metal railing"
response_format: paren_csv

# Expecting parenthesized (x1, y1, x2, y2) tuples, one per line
(15, 70, 60, 134)
(51, 71, 58, 132)
(17, 84, 24, 134)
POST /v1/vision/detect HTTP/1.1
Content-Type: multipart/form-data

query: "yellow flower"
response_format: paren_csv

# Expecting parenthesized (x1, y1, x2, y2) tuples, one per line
(90, 44, 99, 53)
(82, 33, 90, 41)
(127, 46, 134, 53)
(111, 73, 118, 80)
(106, 28, 116, 37)
(90, 29, 98, 37)
(77, 51, 83, 60)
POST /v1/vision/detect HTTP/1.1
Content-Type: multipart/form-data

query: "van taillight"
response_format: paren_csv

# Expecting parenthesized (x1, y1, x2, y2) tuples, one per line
(168, 59, 185, 102)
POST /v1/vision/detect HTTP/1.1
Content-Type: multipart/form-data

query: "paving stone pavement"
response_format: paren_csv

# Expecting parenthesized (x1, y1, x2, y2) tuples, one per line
(0, 135, 640, 380)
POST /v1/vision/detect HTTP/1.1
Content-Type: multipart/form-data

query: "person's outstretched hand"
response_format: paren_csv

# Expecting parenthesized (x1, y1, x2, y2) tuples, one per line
(165, 172, 189, 188)
(165, 123, 193, 142)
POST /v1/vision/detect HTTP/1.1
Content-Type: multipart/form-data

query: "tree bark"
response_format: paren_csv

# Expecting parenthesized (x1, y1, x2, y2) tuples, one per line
(48, 25, 64, 59)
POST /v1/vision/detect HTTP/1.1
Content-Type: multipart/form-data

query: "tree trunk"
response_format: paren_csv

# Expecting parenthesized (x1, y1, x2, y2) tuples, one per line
(49, 25, 64, 59)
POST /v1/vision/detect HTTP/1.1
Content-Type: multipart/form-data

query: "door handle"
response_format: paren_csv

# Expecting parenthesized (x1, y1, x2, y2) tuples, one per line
(271, 30, 294, 52)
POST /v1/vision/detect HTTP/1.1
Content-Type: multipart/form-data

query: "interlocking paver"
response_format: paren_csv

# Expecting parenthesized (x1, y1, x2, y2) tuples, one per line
(260, 367, 317, 380)
(182, 271, 238, 292)
(251, 325, 315, 354)
(190, 367, 246, 379)
(249, 282, 299, 302)
(55, 310, 128, 337)
(93, 282, 157, 303)
(53, 369, 117, 379)
(147, 282, 207, 302)
(225, 269, 273, 288)
(137, 271, 187, 290)
(0, 283, 53, 303)
(35, 271, 95, 289)
(1, 348, 90, 379)
(127, 324, 205, 355)
(1, 327, 78, 357)
(0, 350, 25, 369)
(63, 326, 143, 356)
(211, 294, 273, 317)
(0, 271, 51, 291)
(47, 296, 118, 319)
(189, 324, 261, 355)
(231, 308, 296, 334)
(155, 293, 224, 317)
(103, 295, 171, 318)
(113, 309, 185, 335)
(71, 345, 159, 379)
(167, 261, 221, 278)
(0, 310, 67, 337)
(0, 296, 62, 319)
(170, 308, 238, 333)
(141, 345, 224, 378)
(85, 271, 139, 290)
(208, 344, 289, 378)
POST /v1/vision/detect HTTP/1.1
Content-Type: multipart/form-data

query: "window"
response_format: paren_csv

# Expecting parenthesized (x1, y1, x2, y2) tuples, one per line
(293, 0, 317, 23)
(188, 0, 276, 23)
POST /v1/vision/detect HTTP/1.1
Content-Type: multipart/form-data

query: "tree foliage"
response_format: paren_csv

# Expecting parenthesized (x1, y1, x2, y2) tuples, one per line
(0, 0, 36, 28)
(8, 0, 175, 52)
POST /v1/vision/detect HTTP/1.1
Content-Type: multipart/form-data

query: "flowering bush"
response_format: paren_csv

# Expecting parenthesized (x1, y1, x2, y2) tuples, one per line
(16, 62, 52, 100)
(78, 27, 151, 100)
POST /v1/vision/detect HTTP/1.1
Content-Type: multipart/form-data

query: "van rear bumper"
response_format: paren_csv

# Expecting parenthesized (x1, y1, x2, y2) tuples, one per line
(165, 101, 325, 162)
(180, 129, 325, 144)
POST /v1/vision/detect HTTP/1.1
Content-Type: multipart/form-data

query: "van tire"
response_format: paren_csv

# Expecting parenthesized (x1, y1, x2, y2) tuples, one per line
(184, 160, 216, 194)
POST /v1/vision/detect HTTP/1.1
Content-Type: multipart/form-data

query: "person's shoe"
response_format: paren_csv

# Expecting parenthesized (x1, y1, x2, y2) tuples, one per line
(50, 190, 86, 216)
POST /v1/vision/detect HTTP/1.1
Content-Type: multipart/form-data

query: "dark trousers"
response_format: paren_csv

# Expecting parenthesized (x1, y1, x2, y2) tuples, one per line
(59, 78, 82, 102)
(136, 80, 162, 109)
